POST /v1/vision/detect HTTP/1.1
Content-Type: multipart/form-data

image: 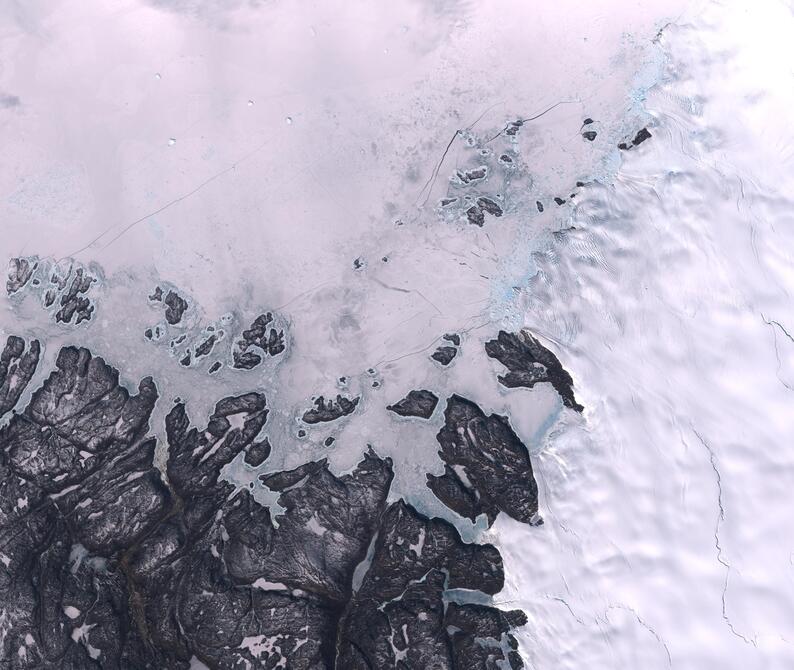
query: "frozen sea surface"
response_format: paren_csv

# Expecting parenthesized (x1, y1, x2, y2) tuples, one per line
(1, 0, 793, 667)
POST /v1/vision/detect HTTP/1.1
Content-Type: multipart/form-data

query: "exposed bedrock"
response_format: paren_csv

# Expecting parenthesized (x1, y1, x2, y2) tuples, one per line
(477, 196, 503, 217)
(248, 448, 394, 601)
(301, 394, 360, 424)
(55, 267, 96, 324)
(0, 335, 40, 418)
(5, 346, 159, 494)
(0, 346, 169, 667)
(7, 257, 98, 325)
(336, 500, 526, 669)
(6, 257, 37, 295)
(232, 312, 287, 370)
(0, 342, 528, 668)
(485, 329, 583, 412)
(428, 394, 540, 527)
(466, 204, 485, 227)
(431, 345, 458, 366)
(618, 126, 652, 150)
(163, 289, 188, 325)
(386, 389, 439, 419)
(149, 285, 189, 325)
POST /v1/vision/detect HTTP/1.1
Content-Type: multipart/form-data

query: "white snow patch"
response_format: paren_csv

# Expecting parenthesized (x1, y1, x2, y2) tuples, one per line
(305, 514, 326, 537)
(408, 527, 426, 558)
(252, 579, 289, 591)
(239, 634, 284, 662)
(63, 605, 81, 619)
(226, 412, 247, 431)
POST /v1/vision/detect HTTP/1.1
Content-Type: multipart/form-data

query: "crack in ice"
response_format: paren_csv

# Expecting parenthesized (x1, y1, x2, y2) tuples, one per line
(761, 314, 794, 392)
(604, 603, 672, 667)
(762, 313, 794, 344)
(63, 137, 273, 259)
(691, 428, 757, 647)
(547, 595, 584, 625)
(535, 461, 582, 543)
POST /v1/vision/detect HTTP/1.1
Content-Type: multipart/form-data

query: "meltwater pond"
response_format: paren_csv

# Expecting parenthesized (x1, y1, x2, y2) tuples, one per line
(0, 0, 792, 668)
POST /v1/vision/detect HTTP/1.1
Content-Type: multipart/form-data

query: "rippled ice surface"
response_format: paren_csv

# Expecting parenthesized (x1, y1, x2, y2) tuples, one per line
(1, 0, 793, 667)
(498, 4, 794, 668)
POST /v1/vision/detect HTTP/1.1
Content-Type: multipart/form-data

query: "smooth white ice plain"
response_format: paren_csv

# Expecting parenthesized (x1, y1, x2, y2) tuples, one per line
(493, 2, 794, 668)
(2, 0, 792, 667)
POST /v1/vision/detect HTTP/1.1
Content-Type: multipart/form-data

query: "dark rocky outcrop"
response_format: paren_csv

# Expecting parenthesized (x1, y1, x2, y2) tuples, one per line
(193, 333, 216, 358)
(9, 258, 99, 325)
(249, 449, 393, 600)
(465, 197, 502, 226)
(0, 335, 39, 417)
(427, 463, 500, 525)
(243, 436, 271, 467)
(163, 290, 188, 325)
(485, 329, 583, 411)
(0, 342, 531, 668)
(477, 196, 503, 217)
(432, 345, 458, 366)
(0, 346, 168, 666)
(466, 204, 485, 226)
(149, 286, 188, 324)
(454, 166, 488, 184)
(55, 267, 97, 324)
(618, 126, 652, 150)
(336, 500, 525, 669)
(232, 312, 286, 370)
(136, 391, 333, 668)
(387, 389, 439, 419)
(446, 602, 528, 669)
(6, 257, 37, 295)
(427, 394, 539, 527)
(5, 346, 159, 493)
(301, 394, 360, 424)
(505, 119, 523, 136)
(633, 127, 652, 145)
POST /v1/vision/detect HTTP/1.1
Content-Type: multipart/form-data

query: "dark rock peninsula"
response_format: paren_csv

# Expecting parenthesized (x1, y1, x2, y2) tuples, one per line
(485, 329, 583, 411)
